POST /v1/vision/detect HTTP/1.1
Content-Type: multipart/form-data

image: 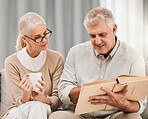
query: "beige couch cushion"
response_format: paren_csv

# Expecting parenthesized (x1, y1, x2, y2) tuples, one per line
(0, 69, 11, 116)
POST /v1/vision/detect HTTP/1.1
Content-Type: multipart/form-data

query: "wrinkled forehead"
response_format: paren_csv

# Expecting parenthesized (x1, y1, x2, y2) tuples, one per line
(86, 20, 111, 33)
(30, 24, 46, 37)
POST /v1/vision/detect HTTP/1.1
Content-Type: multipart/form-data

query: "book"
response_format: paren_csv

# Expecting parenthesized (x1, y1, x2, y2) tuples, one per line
(75, 75, 148, 115)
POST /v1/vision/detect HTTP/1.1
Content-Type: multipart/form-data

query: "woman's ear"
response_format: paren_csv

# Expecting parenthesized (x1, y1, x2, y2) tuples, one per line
(22, 35, 28, 43)
(22, 35, 26, 41)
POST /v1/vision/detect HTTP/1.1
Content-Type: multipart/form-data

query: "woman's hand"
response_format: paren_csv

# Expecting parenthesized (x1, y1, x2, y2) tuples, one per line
(32, 76, 51, 105)
(19, 74, 33, 103)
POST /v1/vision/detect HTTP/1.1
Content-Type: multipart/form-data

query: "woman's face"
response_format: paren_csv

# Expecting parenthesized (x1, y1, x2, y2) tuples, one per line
(26, 24, 48, 52)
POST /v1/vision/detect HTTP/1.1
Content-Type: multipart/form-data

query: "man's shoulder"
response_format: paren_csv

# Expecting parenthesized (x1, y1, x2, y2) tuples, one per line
(70, 41, 92, 51)
(119, 41, 139, 58)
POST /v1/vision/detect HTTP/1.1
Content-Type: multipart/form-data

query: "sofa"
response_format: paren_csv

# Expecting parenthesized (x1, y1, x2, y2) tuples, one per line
(0, 62, 148, 118)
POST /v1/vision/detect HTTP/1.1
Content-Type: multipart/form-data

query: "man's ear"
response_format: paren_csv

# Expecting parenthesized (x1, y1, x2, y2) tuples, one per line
(113, 24, 117, 34)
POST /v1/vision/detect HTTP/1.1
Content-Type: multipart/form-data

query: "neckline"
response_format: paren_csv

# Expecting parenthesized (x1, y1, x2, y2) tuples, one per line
(16, 49, 48, 72)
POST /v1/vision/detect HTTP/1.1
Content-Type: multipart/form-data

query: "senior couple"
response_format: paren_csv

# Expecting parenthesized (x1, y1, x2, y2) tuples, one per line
(1, 7, 146, 119)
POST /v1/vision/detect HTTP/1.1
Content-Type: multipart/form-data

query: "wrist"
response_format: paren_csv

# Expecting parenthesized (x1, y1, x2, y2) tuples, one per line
(41, 95, 51, 105)
(121, 101, 140, 113)
(21, 93, 31, 103)
(69, 87, 81, 104)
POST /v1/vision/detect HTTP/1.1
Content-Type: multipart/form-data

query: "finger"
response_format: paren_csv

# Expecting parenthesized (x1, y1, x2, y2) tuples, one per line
(89, 95, 109, 102)
(27, 81, 32, 90)
(26, 80, 31, 89)
(34, 89, 41, 94)
(28, 83, 33, 91)
(19, 77, 27, 87)
(22, 78, 31, 90)
(101, 87, 115, 97)
(36, 84, 44, 92)
(89, 101, 105, 105)
(19, 74, 29, 87)
(41, 76, 45, 81)
(23, 79, 30, 88)
(122, 85, 128, 95)
(38, 80, 45, 86)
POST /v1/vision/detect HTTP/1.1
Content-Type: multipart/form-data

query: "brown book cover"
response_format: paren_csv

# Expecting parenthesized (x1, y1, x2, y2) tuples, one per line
(75, 75, 148, 115)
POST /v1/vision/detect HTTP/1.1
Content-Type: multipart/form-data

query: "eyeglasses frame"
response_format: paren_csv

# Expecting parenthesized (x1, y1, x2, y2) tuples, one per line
(24, 28, 52, 43)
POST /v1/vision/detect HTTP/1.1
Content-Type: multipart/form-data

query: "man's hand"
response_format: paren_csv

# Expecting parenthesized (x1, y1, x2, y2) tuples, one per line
(88, 85, 140, 113)
(69, 87, 81, 104)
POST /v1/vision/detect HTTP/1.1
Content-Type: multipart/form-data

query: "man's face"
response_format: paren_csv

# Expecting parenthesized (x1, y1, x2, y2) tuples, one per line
(87, 20, 117, 57)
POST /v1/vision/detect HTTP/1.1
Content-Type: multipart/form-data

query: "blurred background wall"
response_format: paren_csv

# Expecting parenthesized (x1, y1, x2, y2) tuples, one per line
(0, 0, 148, 70)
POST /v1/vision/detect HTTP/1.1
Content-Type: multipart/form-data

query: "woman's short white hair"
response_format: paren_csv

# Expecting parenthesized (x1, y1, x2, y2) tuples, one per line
(83, 7, 115, 29)
(16, 12, 46, 51)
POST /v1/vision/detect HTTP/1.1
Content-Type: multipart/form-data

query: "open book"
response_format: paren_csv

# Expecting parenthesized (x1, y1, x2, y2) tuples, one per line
(75, 75, 148, 115)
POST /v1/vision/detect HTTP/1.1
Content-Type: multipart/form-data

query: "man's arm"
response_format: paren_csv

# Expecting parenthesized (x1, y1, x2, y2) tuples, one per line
(58, 47, 79, 104)
(69, 87, 81, 104)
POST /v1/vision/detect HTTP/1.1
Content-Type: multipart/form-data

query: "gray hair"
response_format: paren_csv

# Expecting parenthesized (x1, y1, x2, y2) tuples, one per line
(83, 7, 115, 29)
(16, 12, 46, 51)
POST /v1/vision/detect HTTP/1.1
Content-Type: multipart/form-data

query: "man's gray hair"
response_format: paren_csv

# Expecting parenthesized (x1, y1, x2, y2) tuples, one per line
(83, 7, 115, 29)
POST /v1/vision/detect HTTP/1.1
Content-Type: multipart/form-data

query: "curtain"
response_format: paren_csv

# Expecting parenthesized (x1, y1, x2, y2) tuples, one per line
(143, 0, 148, 61)
(100, 0, 148, 61)
(0, 0, 147, 70)
(0, 0, 100, 70)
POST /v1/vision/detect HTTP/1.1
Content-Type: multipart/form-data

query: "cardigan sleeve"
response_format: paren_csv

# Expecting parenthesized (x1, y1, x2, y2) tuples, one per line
(47, 54, 64, 110)
(5, 56, 24, 107)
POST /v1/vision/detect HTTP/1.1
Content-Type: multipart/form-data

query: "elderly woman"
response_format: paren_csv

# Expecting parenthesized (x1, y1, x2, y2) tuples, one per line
(1, 12, 64, 119)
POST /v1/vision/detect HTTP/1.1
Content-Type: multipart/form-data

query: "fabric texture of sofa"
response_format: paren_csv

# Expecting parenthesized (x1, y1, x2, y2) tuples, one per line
(0, 61, 148, 118)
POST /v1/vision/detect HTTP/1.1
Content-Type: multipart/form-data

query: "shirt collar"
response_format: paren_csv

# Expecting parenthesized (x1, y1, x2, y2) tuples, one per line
(94, 36, 120, 58)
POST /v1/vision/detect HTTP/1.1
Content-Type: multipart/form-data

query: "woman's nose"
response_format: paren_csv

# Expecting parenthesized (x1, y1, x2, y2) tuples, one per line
(42, 37, 47, 42)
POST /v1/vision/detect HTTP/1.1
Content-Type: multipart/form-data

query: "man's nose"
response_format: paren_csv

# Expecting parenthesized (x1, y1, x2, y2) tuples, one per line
(95, 37, 101, 45)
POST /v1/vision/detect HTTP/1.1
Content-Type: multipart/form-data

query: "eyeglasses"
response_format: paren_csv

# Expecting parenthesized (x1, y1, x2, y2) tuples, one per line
(24, 28, 52, 43)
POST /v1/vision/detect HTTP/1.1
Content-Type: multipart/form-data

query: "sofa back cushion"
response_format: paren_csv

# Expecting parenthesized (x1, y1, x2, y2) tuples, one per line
(0, 69, 11, 116)
(145, 61, 148, 76)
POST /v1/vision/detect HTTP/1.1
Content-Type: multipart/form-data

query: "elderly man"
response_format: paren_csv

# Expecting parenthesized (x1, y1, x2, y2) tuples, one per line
(49, 7, 146, 119)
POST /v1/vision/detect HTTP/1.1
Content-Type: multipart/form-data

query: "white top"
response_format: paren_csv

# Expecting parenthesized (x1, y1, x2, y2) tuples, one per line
(17, 47, 46, 71)
(58, 39, 146, 117)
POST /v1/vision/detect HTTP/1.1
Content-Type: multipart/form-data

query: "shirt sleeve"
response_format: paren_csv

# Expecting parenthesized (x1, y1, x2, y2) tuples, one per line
(47, 54, 64, 110)
(58, 48, 78, 104)
(137, 96, 147, 114)
(129, 53, 146, 114)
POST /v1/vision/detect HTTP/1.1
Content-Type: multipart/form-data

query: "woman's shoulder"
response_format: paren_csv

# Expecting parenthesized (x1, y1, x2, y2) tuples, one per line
(5, 52, 18, 64)
(4, 52, 21, 71)
(46, 49, 63, 59)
